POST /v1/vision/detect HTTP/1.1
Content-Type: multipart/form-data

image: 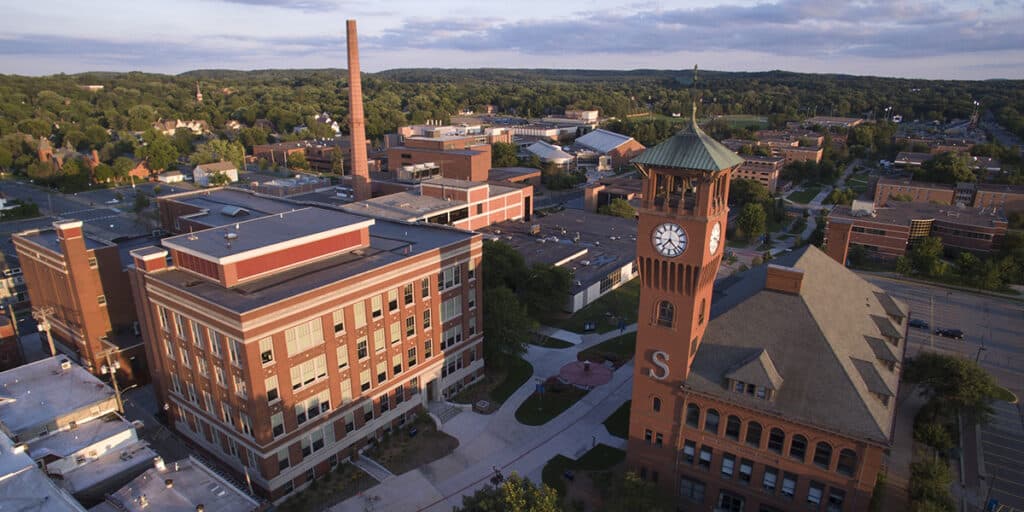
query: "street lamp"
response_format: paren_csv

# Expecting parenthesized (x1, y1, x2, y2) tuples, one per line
(32, 306, 56, 357)
(101, 352, 124, 414)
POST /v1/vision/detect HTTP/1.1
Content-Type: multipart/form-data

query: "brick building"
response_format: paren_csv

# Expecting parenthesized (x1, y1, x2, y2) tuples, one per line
(873, 177, 1024, 213)
(627, 113, 903, 511)
(12, 221, 145, 382)
(573, 129, 646, 170)
(385, 144, 492, 182)
(128, 207, 484, 500)
(734, 155, 784, 194)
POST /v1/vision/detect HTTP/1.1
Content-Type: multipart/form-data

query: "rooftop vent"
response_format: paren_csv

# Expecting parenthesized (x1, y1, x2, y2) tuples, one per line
(59, 358, 71, 371)
(165, 479, 173, 489)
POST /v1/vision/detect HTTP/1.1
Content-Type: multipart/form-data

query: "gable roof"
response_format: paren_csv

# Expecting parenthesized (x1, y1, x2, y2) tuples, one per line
(631, 108, 744, 172)
(196, 161, 237, 172)
(687, 246, 909, 444)
(575, 129, 638, 154)
(724, 349, 783, 390)
(526, 141, 573, 163)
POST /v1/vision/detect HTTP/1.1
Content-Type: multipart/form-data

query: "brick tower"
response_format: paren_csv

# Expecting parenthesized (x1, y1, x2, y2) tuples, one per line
(346, 19, 372, 202)
(626, 104, 743, 479)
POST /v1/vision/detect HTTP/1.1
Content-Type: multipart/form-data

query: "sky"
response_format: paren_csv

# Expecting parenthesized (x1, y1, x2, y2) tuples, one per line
(1, 0, 1022, 80)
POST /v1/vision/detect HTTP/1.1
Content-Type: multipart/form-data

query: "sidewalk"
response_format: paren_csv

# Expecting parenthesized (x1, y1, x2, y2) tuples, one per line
(329, 325, 638, 512)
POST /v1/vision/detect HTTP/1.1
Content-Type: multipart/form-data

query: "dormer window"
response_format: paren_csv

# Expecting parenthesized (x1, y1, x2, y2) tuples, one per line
(724, 349, 782, 401)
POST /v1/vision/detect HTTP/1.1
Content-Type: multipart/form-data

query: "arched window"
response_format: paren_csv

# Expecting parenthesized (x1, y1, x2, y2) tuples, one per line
(652, 397, 662, 413)
(685, 404, 700, 428)
(814, 442, 833, 469)
(725, 415, 741, 440)
(745, 421, 763, 448)
(698, 298, 706, 325)
(656, 301, 674, 327)
(790, 434, 807, 461)
(704, 409, 720, 434)
(837, 448, 858, 476)
(768, 428, 785, 453)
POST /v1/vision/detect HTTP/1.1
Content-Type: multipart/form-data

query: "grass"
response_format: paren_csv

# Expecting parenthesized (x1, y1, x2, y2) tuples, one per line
(549, 279, 640, 334)
(529, 334, 574, 349)
(787, 185, 822, 204)
(451, 356, 533, 407)
(541, 444, 626, 497)
(363, 416, 458, 475)
(578, 332, 637, 366)
(603, 400, 631, 439)
(515, 379, 590, 426)
(276, 463, 376, 512)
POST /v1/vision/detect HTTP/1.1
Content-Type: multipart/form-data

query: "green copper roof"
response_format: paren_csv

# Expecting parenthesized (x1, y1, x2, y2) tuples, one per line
(631, 109, 744, 172)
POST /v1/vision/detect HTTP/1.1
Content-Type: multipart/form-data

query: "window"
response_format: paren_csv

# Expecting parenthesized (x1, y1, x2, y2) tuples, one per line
(421, 277, 430, 298)
(357, 337, 368, 359)
(202, 390, 213, 412)
(373, 328, 385, 352)
(468, 260, 476, 280)
(336, 345, 349, 369)
(390, 322, 401, 344)
(781, 472, 797, 498)
(717, 491, 745, 512)
(790, 434, 807, 462)
(408, 347, 417, 367)
(371, 295, 383, 318)
(271, 412, 284, 437)
(377, 361, 387, 383)
(725, 415, 741, 440)
(295, 390, 330, 425)
(423, 309, 431, 330)
(228, 338, 243, 367)
(644, 429, 653, 443)
(739, 459, 753, 484)
(424, 339, 433, 358)
(395, 385, 404, 405)
(174, 313, 186, 338)
(468, 316, 477, 336)
(686, 404, 701, 428)
(704, 409, 720, 434)
(655, 433, 664, 447)
(807, 481, 824, 506)
(240, 412, 253, 437)
(343, 412, 355, 433)
(215, 367, 226, 387)
(698, 446, 712, 470)
(393, 353, 403, 375)
(746, 421, 762, 448)
(467, 289, 476, 309)
(388, 289, 398, 311)
(652, 397, 661, 412)
(285, 318, 324, 356)
(363, 401, 373, 422)
(340, 379, 352, 404)
(721, 453, 735, 478)
(260, 337, 274, 365)
(814, 442, 833, 469)
(443, 325, 463, 349)
(209, 330, 223, 357)
(190, 321, 203, 346)
(827, 488, 846, 512)
(679, 477, 705, 503)
(332, 309, 345, 334)
(179, 346, 190, 367)
(266, 375, 279, 402)
(656, 301, 674, 327)
(289, 355, 327, 391)
(233, 374, 247, 398)
(438, 265, 461, 290)
(353, 301, 366, 328)
(768, 428, 785, 453)
(410, 377, 419, 395)
(404, 284, 414, 305)
(158, 307, 169, 331)
(277, 447, 289, 470)
(164, 338, 175, 360)
(837, 449, 858, 477)
(406, 316, 416, 337)
(380, 393, 390, 412)
(359, 369, 370, 391)
(763, 466, 778, 492)
(683, 440, 696, 463)
(170, 374, 181, 393)
(441, 296, 462, 322)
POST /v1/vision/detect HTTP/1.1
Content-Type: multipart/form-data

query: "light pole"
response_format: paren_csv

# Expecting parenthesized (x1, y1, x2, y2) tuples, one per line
(32, 306, 56, 357)
(974, 346, 987, 364)
(101, 350, 124, 414)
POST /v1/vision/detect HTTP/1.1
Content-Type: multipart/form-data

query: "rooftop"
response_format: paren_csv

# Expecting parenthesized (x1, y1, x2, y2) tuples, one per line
(489, 167, 542, 182)
(632, 109, 744, 172)
(96, 457, 259, 512)
(162, 188, 298, 229)
(0, 357, 115, 436)
(26, 412, 133, 460)
(574, 129, 638, 154)
(15, 225, 109, 254)
(0, 439, 86, 511)
(60, 440, 154, 494)
(831, 201, 1007, 227)
(690, 246, 907, 443)
(876, 176, 952, 191)
(526, 141, 573, 162)
(340, 192, 454, 222)
(194, 161, 237, 172)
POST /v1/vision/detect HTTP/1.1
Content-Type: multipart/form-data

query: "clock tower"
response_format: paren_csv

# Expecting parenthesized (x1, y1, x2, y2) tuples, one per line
(626, 105, 744, 482)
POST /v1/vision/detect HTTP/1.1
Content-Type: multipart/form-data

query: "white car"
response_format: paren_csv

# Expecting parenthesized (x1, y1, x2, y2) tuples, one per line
(105, 198, 120, 205)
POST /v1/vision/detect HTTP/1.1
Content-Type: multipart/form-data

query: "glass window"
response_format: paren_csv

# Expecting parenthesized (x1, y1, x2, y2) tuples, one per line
(686, 404, 700, 428)
(353, 301, 366, 328)
(683, 440, 696, 463)
(814, 442, 833, 469)
(373, 328, 385, 352)
(259, 337, 274, 365)
(781, 472, 797, 498)
(265, 375, 279, 402)
(837, 449, 858, 477)
(790, 434, 807, 462)
(827, 488, 846, 512)
(285, 318, 324, 356)
(359, 369, 370, 391)
(406, 316, 416, 337)
(725, 415, 741, 440)
(423, 309, 431, 330)
(704, 409, 720, 434)
(332, 309, 345, 334)
(377, 361, 387, 383)
(745, 421, 762, 448)
(393, 353, 403, 375)
(679, 477, 705, 503)
(739, 459, 753, 483)
(698, 446, 712, 469)
(763, 466, 778, 492)
(656, 301, 674, 327)
(652, 397, 661, 412)
(408, 347, 417, 367)
(357, 337, 368, 359)
(768, 428, 785, 453)
(390, 322, 401, 344)
(340, 379, 352, 404)
(441, 296, 462, 322)
(404, 284, 414, 305)
(337, 345, 349, 368)
(371, 295, 382, 318)
(388, 289, 398, 311)
(721, 453, 735, 478)
(277, 448, 289, 470)
(271, 412, 284, 438)
(421, 277, 430, 298)
(807, 481, 824, 506)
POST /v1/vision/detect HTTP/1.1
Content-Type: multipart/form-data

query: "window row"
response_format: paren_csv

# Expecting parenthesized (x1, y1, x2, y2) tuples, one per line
(679, 473, 847, 512)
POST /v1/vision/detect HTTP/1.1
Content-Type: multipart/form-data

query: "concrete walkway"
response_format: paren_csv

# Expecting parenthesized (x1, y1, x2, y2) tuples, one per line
(329, 325, 637, 512)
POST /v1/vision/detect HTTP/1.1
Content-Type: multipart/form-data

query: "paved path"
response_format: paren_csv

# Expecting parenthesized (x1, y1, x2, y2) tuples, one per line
(329, 326, 636, 512)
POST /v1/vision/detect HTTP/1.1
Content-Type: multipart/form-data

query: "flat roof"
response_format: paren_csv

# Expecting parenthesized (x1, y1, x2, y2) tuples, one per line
(148, 219, 476, 313)
(340, 192, 456, 221)
(831, 201, 1007, 227)
(0, 451, 86, 511)
(0, 357, 114, 436)
(478, 209, 636, 293)
(162, 207, 374, 261)
(489, 167, 542, 182)
(27, 412, 133, 460)
(876, 176, 952, 191)
(15, 228, 108, 254)
(390, 145, 483, 156)
(421, 177, 487, 190)
(99, 456, 258, 512)
(61, 440, 155, 494)
(163, 188, 297, 228)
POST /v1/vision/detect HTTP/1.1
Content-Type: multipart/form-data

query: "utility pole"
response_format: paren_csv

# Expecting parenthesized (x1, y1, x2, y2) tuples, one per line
(928, 294, 934, 350)
(102, 350, 124, 414)
(7, 304, 26, 365)
(32, 306, 55, 357)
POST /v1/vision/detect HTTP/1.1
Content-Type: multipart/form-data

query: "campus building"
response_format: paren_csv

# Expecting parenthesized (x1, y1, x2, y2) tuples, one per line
(874, 177, 1024, 214)
(734, 155, 784, 194)
(626, 113, 905, 512)
(128, 206, 484, 500)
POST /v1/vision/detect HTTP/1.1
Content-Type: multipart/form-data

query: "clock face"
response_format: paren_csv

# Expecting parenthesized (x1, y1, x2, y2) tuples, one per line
(652, 223, 687, 257)
(709, 222, 722, 255)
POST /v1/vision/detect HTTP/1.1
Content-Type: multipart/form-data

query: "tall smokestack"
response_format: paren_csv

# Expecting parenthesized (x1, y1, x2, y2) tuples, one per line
(346, 19, 371, 202)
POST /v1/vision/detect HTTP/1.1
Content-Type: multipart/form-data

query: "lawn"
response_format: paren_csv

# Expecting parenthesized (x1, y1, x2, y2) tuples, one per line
(515, 378, 590, 426)
(276, 463, 376, 512)
(577, 333, 637, 367)
(603, 400, 631, 439)
(451, 356, 533, 407)
(362, 415, 458, 475)
(541, 444, 626, 497)
(787, 185, 822, 204)
(550, 280, 640, 334)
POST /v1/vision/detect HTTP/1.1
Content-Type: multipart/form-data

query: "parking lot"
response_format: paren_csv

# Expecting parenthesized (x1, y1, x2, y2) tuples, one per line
(979, 400, 1024, 511)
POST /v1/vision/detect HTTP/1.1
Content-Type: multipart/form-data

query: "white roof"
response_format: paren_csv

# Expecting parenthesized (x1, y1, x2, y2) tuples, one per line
(99, 457, 259, 512)
(526, 141, 573, 163)
(0, 357, 115, 436)
(60, 440, 155, 494)
(27, 413, 133, 460)
(0, 432, 86, 511)
(574, 129, 636, 153)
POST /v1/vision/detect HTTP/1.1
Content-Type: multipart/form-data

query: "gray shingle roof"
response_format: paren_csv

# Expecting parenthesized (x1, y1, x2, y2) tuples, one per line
(724, 349, 783, 390)
(688, 246, 908, 444)
(631, 111, 744, 172)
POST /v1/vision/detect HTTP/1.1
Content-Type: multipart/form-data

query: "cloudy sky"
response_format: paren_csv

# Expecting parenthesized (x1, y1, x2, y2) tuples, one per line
(1, 0, 1022, 79)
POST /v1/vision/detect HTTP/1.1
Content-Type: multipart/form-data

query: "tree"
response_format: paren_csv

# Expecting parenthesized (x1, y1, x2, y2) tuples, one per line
(93, 163, 114, 183)
(605, 472, 670, 512)
(483, 240, 529, 292)
(330, 147, 344, 174)
(133, 193, 150, 213)
(598, 198, 636, 219)
(491, 142, 519, 168)
(522, 264, 572, 320)
(286, 151, 309, 171)
(455, 473, 560, 512)
(737, 202, 767, 240)
(909, 459, 955, 512)
(482, 286, 534, 363)
(207, 172, 232, 187)
(919, 152, 975, 184)
(909, 236, 946, 277)
(137, 134, 179, 171)
(172, 128, 196, 154)
(826, 187, 857, 206)
(903, 352, 1006, 423)
(190, 139, 244, 169)
(729, 178, 769, 206)
(112, 156, 135, 180)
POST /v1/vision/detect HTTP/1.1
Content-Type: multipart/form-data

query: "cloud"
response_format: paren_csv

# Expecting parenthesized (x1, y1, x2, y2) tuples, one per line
(211, 0, 338, 11)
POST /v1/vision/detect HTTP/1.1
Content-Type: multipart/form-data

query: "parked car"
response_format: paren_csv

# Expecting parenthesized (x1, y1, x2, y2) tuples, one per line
(934, 328, 964, 340)
(908, 319, 929, 329)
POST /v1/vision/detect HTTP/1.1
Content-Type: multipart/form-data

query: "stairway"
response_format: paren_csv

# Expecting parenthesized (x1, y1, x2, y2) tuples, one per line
(352, 452, 395, 483)
(428, 401, 463, 424)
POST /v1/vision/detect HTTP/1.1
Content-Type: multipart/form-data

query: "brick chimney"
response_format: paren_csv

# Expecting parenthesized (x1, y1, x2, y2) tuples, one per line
(346, 19, 371, 202)
(765, 264, 804, 295)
